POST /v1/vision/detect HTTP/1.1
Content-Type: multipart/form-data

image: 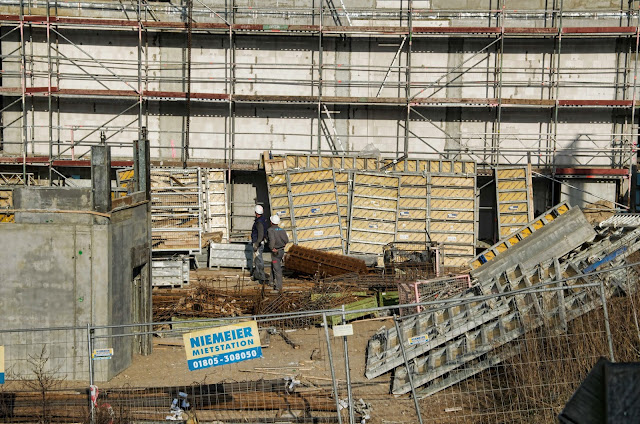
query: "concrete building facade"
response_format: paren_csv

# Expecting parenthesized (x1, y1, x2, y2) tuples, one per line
(0, 1, 634, 234)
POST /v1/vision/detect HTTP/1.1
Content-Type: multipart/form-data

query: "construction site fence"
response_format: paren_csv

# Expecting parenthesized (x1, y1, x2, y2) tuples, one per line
(1, 268, 639, 423)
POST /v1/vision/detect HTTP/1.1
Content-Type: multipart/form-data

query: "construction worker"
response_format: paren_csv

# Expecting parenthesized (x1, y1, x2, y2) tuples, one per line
(267, 214, 289, 292)
(251, 205, 269, 284)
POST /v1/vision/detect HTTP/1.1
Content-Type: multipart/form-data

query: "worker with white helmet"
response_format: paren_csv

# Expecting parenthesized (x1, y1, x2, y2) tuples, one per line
(267, 214, 289, 292)
(250, 204, 269, 284)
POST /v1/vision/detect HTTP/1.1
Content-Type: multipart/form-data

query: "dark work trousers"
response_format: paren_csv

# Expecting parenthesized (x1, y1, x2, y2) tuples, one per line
(270, 248, 285, 291)
(252, 243, 267, 282)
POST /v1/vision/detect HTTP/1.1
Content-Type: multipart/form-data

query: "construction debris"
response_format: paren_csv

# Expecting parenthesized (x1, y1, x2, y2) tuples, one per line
(286, 245, 368, 277)
(365, 209, 640, 396)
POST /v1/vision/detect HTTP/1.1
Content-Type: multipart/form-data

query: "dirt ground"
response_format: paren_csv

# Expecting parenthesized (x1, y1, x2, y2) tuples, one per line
(104, 269, 422, 423)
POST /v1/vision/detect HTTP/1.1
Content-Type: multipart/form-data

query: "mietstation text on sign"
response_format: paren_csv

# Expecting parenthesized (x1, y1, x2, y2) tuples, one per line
(183, 321, 262, 371)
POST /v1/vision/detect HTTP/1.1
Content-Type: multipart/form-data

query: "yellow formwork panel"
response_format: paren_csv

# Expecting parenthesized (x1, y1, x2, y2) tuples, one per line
(430, 222, 474, 233)
(441, 162, 452, 173)
(289, 169, 333, 183)
(443, 245, 475, 256)
(292, 203, 339, 216)
(352, 197, 398, 210)
(351, 220, 396, 233)
(271, 197, 291, 209)
(341, 218, 348, 229)
(335, 172, 349, 182)
(294, 215, 340, 228)
(0, 214, 15, 223)
(429, 161, 440, 173)
(466, 162, 476, 173)
(302, 235, 343, 249)
(431, 233, 474, 245)
(499, 214, 529, 225)
(500, 226, 526, 237)
(208, 183, 225, 192)
(431, 176, 474, 187)
(208, 205, 227, 215)
(498, 203, 528, 214)
(321, 156, 332, 168)
(498, 192, 528, 202)
(291, 192, 336, 206)
(355, 158, 366, 170)
(308, 156, 320, 168)
(350, 231, 395, 244)
(396, 233, 428, 243)
(351, 208, 396, 221)
(444, 256, 474, 268)
(353, 186, 398, 199)
(286, 155, 298, 169)
(405, 160, 418, 172)
(268, 174, 287, 185)
(152, 193, 199, 206)
(398, 209, 427, 220)
(397, 220, 426, 231)
(297, 226, 341, 240)
(349, 242, 385, 255)
(365, 158, 379, 170)
(118, 169, 135, 182)
(400, 175, 427, 186)
(431, 210, 474, 221)
(399, 186, 427, 197)
(497, 180, 527, 191)
(270, 185, 289, 197)
(273, 206, 290, 218)
(290, 181, 335, 195)
(339, 206, 348, 217)
(355, 174, 399, 187)
(431, 187, 475, 199)
(453, 162, 464, 173)
(398, 197, 427, 209)
(497, 168, 526, 179)
(336, 185, 348, 194)
(431, 199, 474, 210)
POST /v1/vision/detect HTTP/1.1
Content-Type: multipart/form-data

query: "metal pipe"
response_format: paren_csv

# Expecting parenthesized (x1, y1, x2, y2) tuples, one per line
(393, 314, 424, 424)
(322, 313, 344, 424)
(341, 305, 355, 424)
(599, 280, 616, 361)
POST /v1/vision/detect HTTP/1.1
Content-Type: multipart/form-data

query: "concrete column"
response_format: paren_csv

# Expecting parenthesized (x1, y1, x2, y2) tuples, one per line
(444, 39, 464, 157)
(91, 145, 111, 213)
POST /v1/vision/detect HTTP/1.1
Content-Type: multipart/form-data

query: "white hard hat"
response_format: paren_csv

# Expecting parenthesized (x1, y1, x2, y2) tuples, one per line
(270, 214, 281, 225)
(255, 205, 264, 215)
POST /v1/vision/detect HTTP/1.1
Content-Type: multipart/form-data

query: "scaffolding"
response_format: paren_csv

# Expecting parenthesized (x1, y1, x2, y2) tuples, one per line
(0, 1, 638, 181)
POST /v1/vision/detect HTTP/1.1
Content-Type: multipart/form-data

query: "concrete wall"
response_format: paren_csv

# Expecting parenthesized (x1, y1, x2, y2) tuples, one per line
(0, 187, 150, 382)
(0, 1, 632, 168)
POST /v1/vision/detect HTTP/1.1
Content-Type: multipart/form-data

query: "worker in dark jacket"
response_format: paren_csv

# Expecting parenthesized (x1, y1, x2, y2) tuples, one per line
(251, 205, 269, 284)
(267, 214, 289, 292)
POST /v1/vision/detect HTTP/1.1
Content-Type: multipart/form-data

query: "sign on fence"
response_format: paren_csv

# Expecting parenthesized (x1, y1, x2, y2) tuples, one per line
(183, 321, 262, 371)
(0, 346, 4, 384)
(92, 348, 114, 360)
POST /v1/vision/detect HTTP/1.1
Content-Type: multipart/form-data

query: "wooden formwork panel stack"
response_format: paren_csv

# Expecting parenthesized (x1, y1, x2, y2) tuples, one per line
(266, 172, 294, 241)
(283, 154, 380, 172)
(428, 160, 477, 268)
(287, 169, 344, 253)
(150, 168, 202, 253)
(335, 171, 351, 252)
(397, 175, 428, 249)
(348, 173, 400, 255)
(202, 169, 229, 241)
(495, 166, 534, 238)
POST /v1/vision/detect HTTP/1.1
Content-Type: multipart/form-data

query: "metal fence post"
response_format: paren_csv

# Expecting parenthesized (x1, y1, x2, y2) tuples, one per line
(393, 314, 424, 424)
(322, 313, 343, 424)
(598, 281, 615, 361)
(87, 323, 95, 424)
(341, 305, 355, 424)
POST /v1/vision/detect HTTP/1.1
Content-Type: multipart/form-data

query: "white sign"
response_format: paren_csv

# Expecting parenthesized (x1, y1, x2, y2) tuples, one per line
(333, 324, 354, 337)
(408, 334, 429, 345)
(92, 348, 114, 360)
